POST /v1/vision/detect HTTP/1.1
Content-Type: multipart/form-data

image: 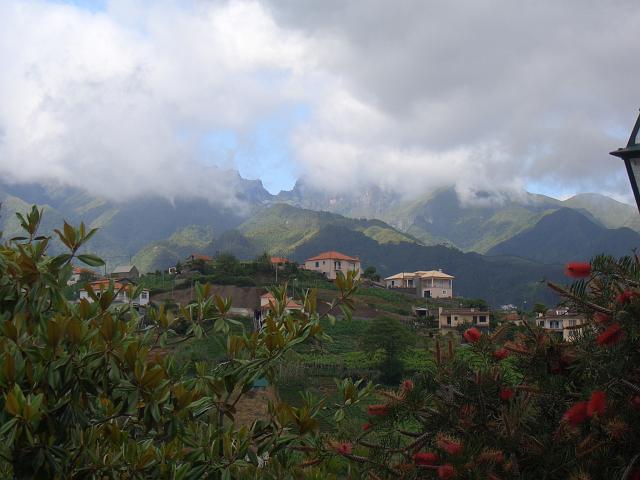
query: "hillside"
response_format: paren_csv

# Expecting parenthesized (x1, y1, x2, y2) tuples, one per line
(487, 208, 640, 264)
(562, 193, 640, 231)
(292, 225, 562, 306)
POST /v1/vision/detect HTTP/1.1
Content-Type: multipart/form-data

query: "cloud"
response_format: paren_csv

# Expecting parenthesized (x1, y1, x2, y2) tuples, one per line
(0, 0, 639, 205)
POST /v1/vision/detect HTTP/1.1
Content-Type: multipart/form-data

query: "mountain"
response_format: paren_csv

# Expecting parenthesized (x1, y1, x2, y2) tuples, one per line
(487, 208, 640, 264)
(562, 193, 640, 231)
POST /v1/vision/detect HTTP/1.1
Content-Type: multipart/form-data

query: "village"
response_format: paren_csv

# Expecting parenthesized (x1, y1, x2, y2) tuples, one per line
(67, 249, 587, 343)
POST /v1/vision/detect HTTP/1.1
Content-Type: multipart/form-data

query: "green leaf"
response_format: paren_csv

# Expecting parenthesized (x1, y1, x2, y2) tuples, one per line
(77, 254, 105, 267)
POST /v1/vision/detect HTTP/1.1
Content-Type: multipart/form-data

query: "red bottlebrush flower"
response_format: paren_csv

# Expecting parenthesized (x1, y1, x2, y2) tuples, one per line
(499, 388, 514, 401)
(562, 401, 588, 426)
(361, 422, 372, 431)
(587, 390, 606, 417)
(629, 469, 640, 480)
(594, 312, 611, 324)
(616, 290, 637, 304)
(437, 464, 456, 479)
(335, 442, 352, 455)
(493, 348, 509, 360)
(439, 439, 463, 455)
(564, 262, 591, 278)
(631, 395, 640, 410)
(367, 404, 389, 416)
(413, 452, 439, 466)
(596, 323, 624, 347)
(401, 379, 414, 391)
(463, 327, 481, 343)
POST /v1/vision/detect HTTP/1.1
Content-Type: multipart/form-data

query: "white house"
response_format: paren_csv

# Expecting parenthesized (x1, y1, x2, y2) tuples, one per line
(79, 279, 150, 306)
(303, 251, 362, 280)
(385, 269, 454, 298)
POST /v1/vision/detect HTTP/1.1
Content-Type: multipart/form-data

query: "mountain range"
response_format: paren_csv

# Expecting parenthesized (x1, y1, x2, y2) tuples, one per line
(1, 174, 638, 306)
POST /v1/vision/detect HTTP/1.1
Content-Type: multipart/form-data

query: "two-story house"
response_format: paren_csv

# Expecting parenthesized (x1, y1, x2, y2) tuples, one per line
(303, 251, 362, 280)
(79, 279, 150, 306)
(385, 270, 454, 298)
(110, 265, 139, 280)
(535, 308, 585, 341)
(438, 307, 490, 330)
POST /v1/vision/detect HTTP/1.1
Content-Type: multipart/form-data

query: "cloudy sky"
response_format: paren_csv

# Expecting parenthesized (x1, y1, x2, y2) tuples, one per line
(1, 0, 639, 204)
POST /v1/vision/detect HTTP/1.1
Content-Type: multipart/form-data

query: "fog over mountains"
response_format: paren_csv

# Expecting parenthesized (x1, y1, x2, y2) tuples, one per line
(1, 173, 638, 306)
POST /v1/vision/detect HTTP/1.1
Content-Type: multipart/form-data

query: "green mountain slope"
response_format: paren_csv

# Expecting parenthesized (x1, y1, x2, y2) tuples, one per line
(562, 193, 640, 231)
(238, 203, 419, 254)
(487, 208, 640, 264)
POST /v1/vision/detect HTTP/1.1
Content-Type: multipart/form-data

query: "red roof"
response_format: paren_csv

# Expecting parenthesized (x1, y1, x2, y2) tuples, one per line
(260, 292, 302, 310)
(270, 256, 290, 265)
(191, 254, 212, 261)
(72, 267, 96, 274)
(305, 251, 359, 262)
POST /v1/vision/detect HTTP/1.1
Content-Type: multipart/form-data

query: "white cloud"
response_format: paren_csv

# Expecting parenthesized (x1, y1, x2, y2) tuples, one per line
(0, 0, 639, 204)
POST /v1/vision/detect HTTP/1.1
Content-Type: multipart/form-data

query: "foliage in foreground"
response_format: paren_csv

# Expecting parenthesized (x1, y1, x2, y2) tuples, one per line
(0, 207, 373, 478)
(336, 257, 640, 479)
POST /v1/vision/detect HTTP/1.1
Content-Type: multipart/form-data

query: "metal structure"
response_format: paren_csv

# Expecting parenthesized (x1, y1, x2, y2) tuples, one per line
(610, 109, 640, 212)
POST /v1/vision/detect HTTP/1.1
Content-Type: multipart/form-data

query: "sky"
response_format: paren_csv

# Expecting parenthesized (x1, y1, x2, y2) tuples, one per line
(0, 0, 639, 205)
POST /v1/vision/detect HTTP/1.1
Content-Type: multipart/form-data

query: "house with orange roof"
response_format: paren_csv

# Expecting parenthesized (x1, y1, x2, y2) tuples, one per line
(303, 251, 362, 280)
(67, 266, 98, 286)
(257, 292, 303, 330)
(384, 269, 454, 298)
(270, 256, 290, 268)
(79, 278, 150, 306)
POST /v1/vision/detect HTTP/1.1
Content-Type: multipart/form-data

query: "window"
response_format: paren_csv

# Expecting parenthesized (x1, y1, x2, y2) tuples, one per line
(473, 316, 477, 323)
(408, 279, 413, 286)
(391, 280, 395, 287)
(568, 319, 576, 327)
(443, 290, 446, 294)
(479, 315, 487, 323)
(538, 320, 544, 326)
(96, 291, 102, 299)
(550, 320, 560, 329)
(454, 316, 458, 321)
(447, 316, 452, 325)
(335, 261, 341, 269)
(141, 291, 148, 299)
(315, 262, 319, 268)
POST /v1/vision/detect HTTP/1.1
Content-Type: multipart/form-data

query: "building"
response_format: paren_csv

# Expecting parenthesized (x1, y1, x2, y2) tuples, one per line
(110, 265, 139, 280)
(270, 256, 291, 269)
(67, 266, 98, 286)
(257, 292, 303, 330)
(188, 253, 212, 263)
(438, 307, 490, 329)
(385, 270, 454, 298)
(535, 308, 586, 341)
(79, 278, 150, 306)
(303, 251, 362, 280)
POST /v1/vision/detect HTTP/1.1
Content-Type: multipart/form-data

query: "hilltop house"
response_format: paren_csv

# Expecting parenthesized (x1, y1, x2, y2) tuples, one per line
(257, 292, 303, 330)
(535, 308, 586, 341)
(438, 307, 490, 330)
(110, 265, 139, 280)
(79, 278, 150, 306)
(385, 270, 454, 298)
(67, 266, 98, 286)
(303, 251, 362, 280)
(270, 256, 291, 269)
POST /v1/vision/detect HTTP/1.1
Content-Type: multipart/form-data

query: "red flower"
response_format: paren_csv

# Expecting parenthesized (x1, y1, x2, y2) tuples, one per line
(629, 469, 640, 480)
(631, 395, 640, 410)
(564, 262, 591, 279)
(616, 290, 637, 304)
(413, 452, 439, 466)
(463, 327, 481, 343)
(401, 379, 414, 391)
(437, 464, 456, 479)
(596, 323, 624, 347)
(562, 401, 588, 426)
(493, 348, 509, 360)
(367, 404, 389, 416)
(439, 439, 463, 455)
(361, 422, 372, 431)
(336, 442, 352, 455)
(499, 388, 514, 401)
(587, 390, 606, 417)
(594, 313, 611, 324)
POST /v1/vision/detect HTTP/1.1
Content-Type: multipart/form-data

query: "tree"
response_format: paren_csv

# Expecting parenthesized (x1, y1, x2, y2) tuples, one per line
(215, 251, 239, 275)
(338, 255, 640, 478)
(533, 302, 548, 315)
(0, 206, 373, 478)
(362, 317, 413, 384)
(363, 265, 381, 281)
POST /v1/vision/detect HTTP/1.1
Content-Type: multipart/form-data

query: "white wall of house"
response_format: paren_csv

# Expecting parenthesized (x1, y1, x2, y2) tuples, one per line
(79, 288, 150, 305)
(304, 259, 361, 280)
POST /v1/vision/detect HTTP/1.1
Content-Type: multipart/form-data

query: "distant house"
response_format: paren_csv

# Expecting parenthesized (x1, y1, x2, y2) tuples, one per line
(270, 256, 291, 269)
(67, 266, 98, 286)
(188, 253, 212, 263)
(79, 278, 150, 306)
(257, 292, 303, 330)
(110, 265, 139, 280)
(438, 307, 490, 330)
(303, 251, 362, 280)
(502, 310, 523, 326)
(535, 308, 585, 341)
(385, 270, 454, 298)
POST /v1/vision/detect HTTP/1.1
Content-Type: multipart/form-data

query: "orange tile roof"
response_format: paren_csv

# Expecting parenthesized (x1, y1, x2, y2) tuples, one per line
(191, 254, 212, 261)
(260, 292, 302, 310)
(305, 251, 359, 262)
(270, 256, 290, 264)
